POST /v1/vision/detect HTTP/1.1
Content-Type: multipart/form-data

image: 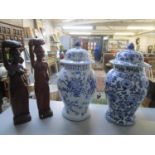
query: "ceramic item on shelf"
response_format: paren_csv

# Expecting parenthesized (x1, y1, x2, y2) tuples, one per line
(105, 43, 149, 126)
(0, 63, 7, 78)
(57, 42, 96, 121)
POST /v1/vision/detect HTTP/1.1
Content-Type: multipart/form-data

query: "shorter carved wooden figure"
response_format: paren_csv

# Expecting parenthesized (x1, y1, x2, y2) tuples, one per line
(29, 39, 53, 119)
(2, 40, 31, 125)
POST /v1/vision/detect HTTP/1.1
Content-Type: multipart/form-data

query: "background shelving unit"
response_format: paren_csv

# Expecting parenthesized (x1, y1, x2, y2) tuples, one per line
(108, 39, 129, 52)
(0, 22, 24, 63)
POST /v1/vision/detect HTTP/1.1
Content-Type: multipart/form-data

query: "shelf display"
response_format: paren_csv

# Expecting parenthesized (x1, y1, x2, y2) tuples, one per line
(144, 54, 155, 78)
(108, 39, 128, 52)
(0, 22, 24, 63)
(47, 51, 57, 65)
(23, 27, 34, 38)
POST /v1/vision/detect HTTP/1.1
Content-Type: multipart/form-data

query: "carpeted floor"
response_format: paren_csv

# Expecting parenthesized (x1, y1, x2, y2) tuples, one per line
(92, 64, 107, 104)
(95, 70, 105, 92)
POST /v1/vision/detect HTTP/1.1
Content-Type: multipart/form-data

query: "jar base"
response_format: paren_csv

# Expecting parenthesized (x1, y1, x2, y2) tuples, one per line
(106, 111, 135, 126)
(62, 107, 90, 122)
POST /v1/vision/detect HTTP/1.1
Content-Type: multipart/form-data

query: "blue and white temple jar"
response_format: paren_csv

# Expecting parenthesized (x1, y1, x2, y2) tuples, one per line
(57, 45, 96, 121)
(105, 43, 149, 126)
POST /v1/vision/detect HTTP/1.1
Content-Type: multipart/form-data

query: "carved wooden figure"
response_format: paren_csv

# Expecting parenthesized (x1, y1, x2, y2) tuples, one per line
(2, 40, 31, 125)
(29, 39, 53, 119)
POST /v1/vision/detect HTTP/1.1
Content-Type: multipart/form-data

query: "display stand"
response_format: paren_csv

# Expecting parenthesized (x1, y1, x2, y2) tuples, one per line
(0, 99, 155, 135)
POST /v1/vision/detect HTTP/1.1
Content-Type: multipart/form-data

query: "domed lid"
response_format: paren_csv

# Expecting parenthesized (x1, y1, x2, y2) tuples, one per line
(60, 42, 94, 65)
(110, 43, 145, 68)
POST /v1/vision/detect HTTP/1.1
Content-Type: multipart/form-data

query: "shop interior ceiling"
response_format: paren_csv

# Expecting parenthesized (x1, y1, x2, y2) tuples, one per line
(50, 19, 155, 37)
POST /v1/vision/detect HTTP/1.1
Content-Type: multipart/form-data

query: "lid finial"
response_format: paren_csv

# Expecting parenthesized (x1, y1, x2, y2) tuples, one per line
(74, 41, 81, 47)
(128, 43, 135, 50)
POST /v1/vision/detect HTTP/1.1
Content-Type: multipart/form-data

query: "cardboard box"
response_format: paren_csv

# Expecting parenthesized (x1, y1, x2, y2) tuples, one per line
(141, 97, 151, 107)
(27, 83, 34, 93)
(50, 91, 60, 101)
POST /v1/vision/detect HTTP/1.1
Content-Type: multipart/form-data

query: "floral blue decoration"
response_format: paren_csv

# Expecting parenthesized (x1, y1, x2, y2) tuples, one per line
(105, 43, 149, 126)
(57, 47, 96, 121)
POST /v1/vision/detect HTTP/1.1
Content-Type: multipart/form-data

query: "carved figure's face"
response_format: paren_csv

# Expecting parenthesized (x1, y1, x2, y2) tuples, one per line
(34, 46, 45, 61)
(10, 48, 21, 64)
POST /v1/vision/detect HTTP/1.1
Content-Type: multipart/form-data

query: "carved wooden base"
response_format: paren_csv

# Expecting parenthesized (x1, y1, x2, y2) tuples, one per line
(0, 105, 2, 113)
(13, 113, 31, 125)
(39, 109, 53, 119)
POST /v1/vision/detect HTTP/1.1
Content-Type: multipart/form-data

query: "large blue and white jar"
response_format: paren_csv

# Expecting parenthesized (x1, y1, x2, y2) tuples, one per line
(105, 43, 149, 126)
(57, 43, 96, 121)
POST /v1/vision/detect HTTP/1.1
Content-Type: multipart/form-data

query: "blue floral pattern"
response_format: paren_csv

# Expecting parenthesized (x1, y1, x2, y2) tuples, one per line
(105, 43, 149, 126)
(57, 65, 96, 121)
(105, 65, 149, 126)
(65, 48, 89, 62)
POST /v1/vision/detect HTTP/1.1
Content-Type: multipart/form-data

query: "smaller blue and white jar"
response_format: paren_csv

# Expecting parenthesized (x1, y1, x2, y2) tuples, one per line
(105, 43, 149, 126)
(57, 44, 96, 121)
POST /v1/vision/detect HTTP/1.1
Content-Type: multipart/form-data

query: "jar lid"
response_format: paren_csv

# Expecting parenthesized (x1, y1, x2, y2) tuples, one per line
(60, 45, 94, 65)
(110, 43, 145, 68)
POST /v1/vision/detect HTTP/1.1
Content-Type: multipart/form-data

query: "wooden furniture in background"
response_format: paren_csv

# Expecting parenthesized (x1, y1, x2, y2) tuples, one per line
(103, 53, 115, 72)
(0, 22, 24, 62)
(108, 39, 128, 52)
(144, 54, 155, 78)
(48, 45, 59, 74)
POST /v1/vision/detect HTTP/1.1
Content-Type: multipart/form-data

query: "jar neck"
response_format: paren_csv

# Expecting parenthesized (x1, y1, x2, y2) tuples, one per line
(62, 64, 90, 71)
(114, 65, 143, 73)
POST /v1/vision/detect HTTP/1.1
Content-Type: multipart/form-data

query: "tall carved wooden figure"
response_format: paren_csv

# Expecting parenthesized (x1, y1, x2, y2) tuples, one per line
(29, 39, 53, 119)
(2, 40, 31, 125)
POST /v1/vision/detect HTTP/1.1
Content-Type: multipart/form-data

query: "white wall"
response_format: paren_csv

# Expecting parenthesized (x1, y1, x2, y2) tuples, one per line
(60, 35, 72, 50)
(42, 19, 54, 51)
(113, 35, 155, 53)
(23, 19, 34, 28)
(129, 36, 155, 53)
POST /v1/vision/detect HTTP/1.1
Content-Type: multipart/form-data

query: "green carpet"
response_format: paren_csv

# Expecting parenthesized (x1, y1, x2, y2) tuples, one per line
(91, 92, 107, 104)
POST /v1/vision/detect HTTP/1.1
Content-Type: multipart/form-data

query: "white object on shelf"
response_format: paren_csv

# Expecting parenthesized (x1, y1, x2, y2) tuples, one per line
(144, 62, 154, 80)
